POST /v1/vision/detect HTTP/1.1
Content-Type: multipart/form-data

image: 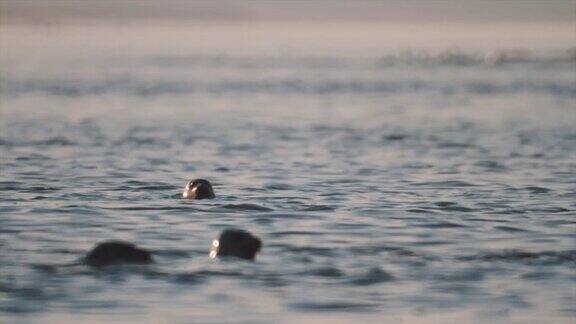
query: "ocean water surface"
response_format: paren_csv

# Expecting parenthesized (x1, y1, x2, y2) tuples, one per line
(0, 22, 575, 323)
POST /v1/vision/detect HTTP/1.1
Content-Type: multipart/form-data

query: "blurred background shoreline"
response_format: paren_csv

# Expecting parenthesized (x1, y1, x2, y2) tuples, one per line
(2, 0, 574, 62)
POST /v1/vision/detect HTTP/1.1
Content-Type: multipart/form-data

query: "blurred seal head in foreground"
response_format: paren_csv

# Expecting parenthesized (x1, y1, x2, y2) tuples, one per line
(210, 229, 262, 261)
(183, 179, 215, 200)
(83, 241, 153, 267)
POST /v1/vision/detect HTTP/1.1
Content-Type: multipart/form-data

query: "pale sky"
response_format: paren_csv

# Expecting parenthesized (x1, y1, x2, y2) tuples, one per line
(1, 0, 575, 24)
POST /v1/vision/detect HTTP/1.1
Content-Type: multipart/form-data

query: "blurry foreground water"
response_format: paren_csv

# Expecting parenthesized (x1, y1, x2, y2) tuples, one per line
(0, 22, 575, 323)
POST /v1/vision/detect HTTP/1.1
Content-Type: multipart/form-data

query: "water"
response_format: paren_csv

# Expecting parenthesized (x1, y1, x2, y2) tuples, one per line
(1, 23, 575, 323)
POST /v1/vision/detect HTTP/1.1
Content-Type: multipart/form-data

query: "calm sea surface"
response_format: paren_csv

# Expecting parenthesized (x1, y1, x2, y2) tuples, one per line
(1, 23, 575, 323)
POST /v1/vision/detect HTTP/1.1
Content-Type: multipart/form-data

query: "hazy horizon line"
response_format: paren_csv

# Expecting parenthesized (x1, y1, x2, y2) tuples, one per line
(2, 0, 575, 25)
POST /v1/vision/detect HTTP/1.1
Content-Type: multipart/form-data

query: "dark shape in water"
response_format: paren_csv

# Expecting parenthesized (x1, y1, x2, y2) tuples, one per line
(83, 241, 153, 267)
(212, 229, 262, 260)
(182, 179, 215, 200)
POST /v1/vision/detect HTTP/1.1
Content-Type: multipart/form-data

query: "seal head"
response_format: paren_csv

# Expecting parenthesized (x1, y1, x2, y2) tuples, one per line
(183, 179, 215, 200)
(210, 229, 262, 261)
(83, 241, 153, 267)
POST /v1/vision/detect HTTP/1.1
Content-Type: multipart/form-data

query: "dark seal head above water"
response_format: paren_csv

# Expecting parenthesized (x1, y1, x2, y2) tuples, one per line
(210, 229, 262, 261)
(83, 241, 153, 267)
(183, 179, 215, 200)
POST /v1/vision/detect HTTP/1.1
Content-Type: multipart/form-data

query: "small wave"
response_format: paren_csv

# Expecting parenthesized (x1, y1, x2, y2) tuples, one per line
(1, 137, 78, 147)
(153, 249, 192, 258)
(460, 250, 576, 265)
(382, 134, 408, 141)
(264, 183, 294, 190)
(436, 205, 475, 212)
(0, 228, 21, 234)
(20, 186, 61, 193)
(301, 205, 335, 211)
(410, 240, 454, 246)
(407, 208, 436, 214)
(0, 181, 20, 190)
(195, 270, 245, 278)
(434, 201, 457, 207)
(59, 205, 103, 215)
(300, 267, 345, 278)
(417, 222, 467, 229)
(474, 160, 508, 171)
(136, 185, 178, 190)
(115, 136, 169, 146)
(36, 137, 76, 146)
(169, 273, 207, 285)
(347, 267, 394, 286)
(280, 246, 336, 257)
(524, 186, 551, 194)
(431, 269, 485, 282)
(436, 142, 476, 149)
(289, 301, 378, 312)
(347, 245, 419, 257)
(528, 207, 569, 213)
(102, 205, 200, 211)
(111, 181, 178, 191)
(402, 162, 433, 169)
(435, 201, 474, 211)
(491, 209, 527, 215)
(494, 226, 530, 232)
(253, 212, 318, 220)
(269, 230, 323, 237)
(14, 154, 52, 161)
(521, 271, 557, 281)
(217, 204, 273, 212)
(412, 180, 478, 188)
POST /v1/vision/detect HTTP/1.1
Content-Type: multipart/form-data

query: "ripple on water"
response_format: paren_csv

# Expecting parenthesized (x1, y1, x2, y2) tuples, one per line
(289, 301, 379, 312)
(346, 267, 394, 286)
(133, 184, 178, 191)
(432, 201, 475, 212)
(102, 205, 201, 212)
(269, 230, 324, 237)
(300, 205, 336, 211)
(216, 204, 274, 212)
(0, 181, 21, 190)
(300, 266, 345, 278)
(417, 222, 468, 229)
(493, 225, 531, 232)
(3, 138, 68, 148)
(407, 208, 438, 214)
(412, 180, 479, 188)
(278, 246, 337, 257)
(169, 273, 207, 286)
(21, 186, 62, 193)
(526, 185, 556, 194)
(473, 160, 508, 171)
(459, 250, 576, 265)
(263, 183, 295, 190)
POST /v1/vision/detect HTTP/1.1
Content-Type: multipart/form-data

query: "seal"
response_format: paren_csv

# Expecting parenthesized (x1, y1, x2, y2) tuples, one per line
(182, 179, 215, 200)
(83, 241, 153, 267)
(210, 229, 262, 260)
